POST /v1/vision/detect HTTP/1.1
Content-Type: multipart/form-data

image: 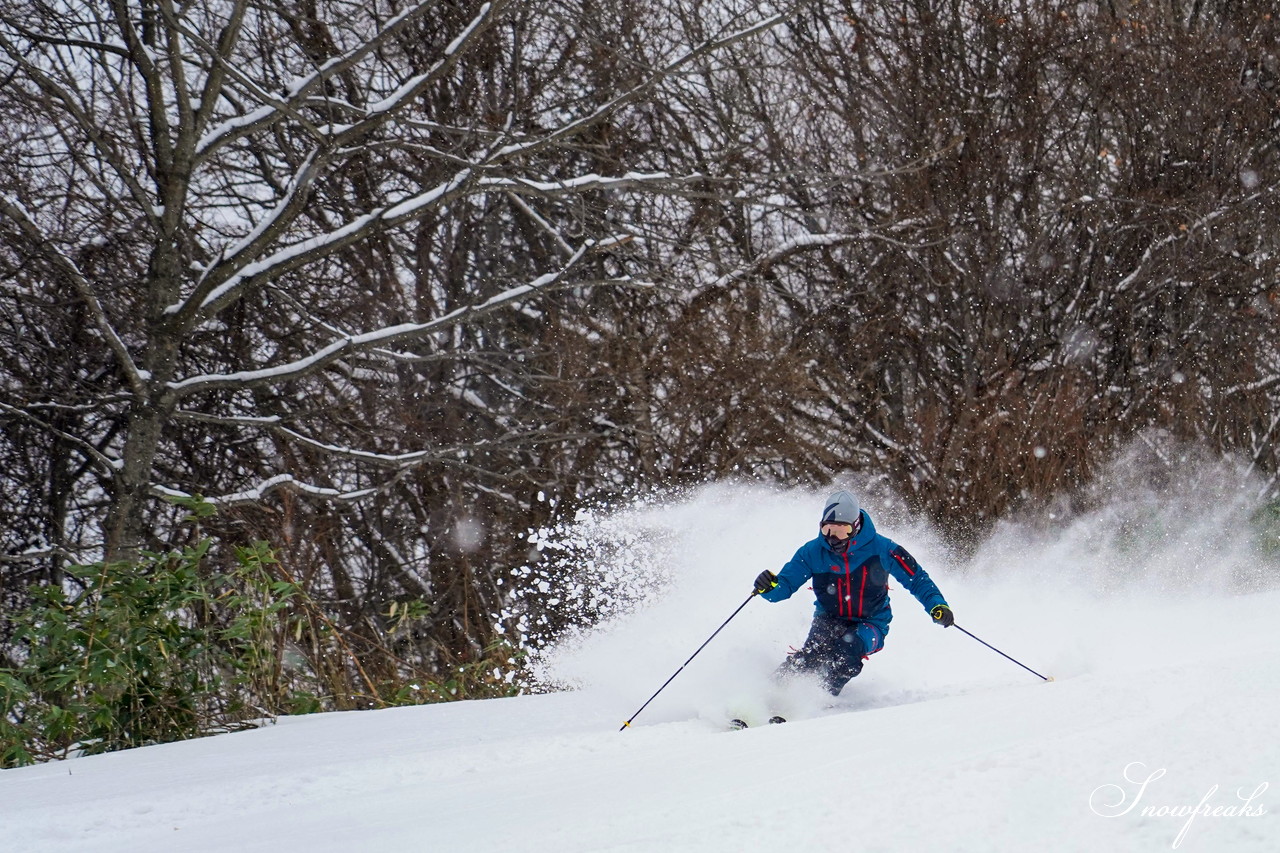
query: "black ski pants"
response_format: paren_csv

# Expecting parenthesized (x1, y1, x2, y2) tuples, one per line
(774, 611, 874, 696)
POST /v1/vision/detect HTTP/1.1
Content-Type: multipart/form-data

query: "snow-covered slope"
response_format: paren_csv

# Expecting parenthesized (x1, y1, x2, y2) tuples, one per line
(4, 484, 1278, 852)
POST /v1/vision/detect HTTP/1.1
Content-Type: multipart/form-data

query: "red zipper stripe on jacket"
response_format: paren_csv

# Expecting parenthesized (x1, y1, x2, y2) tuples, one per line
(841, 552, 851, 618)
(893, 553, 915, 576)
(856, 564, 867, 617)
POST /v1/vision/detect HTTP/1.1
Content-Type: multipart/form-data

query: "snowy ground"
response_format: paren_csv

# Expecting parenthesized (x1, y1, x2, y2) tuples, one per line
(3, 483, 1278, 852)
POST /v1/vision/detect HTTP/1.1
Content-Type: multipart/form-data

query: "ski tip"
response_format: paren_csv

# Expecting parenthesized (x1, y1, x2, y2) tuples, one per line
(728, 716, 786, 730)
(1046, 676, 1055, 682)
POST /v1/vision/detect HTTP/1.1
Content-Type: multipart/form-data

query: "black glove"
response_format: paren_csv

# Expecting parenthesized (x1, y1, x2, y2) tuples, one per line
(753, 570, 778, 595)
(931, 604, 954, 627)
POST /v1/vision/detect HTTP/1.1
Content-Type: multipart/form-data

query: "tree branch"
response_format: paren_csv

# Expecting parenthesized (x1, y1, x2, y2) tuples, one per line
(0, 194, 148, 397)
(166, 237, 641, 397)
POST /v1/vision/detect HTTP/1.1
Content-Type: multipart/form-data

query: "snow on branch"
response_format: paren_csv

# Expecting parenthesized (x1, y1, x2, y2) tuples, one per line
(326, 3, 499, 146)
(275, 427, 450, 468)
(173, 410, 283, 427)
(174, 5, 784, 327)
(156, 476, 377, 508)
(167, 237, 633, 397)
(492, 9, 793, 162)
(1223, 374, 1280, 398)
(1081, 181, 1280, 313)
(707, 228, 920, 289)
(167, 149, 326, 318)
(278, 425, 570, 483)
(478, 172, 686, 194)
(187, 166, 476, 323)
(0, 400, 121, 475)
(181, 165, 720, 327)
(194, 1, 505, 159)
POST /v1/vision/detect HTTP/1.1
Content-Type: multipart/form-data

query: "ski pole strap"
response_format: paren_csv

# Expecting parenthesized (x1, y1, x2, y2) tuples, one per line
(954, 624, 1052, 682)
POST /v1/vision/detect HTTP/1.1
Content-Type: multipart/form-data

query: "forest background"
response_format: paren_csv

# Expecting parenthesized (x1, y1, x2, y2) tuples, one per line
(2, 0, 1279, 764)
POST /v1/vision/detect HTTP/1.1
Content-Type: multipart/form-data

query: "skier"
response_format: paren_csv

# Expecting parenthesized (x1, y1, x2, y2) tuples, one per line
(752, 490, 954, 696)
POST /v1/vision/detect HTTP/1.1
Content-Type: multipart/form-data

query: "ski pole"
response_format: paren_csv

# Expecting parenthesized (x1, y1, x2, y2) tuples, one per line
(954, 624, 1053, 682)
(620, 591, 758, 731)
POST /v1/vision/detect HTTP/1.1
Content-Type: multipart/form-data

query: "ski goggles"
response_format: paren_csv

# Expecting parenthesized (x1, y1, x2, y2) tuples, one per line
(820, 522, 854, 540)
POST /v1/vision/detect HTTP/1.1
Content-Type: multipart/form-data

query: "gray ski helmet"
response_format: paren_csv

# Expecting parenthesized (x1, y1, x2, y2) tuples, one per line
(821, 490, 860, 526)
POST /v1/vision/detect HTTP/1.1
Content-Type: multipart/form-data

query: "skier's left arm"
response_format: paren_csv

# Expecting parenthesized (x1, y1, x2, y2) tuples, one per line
(885, 544, 954, 627)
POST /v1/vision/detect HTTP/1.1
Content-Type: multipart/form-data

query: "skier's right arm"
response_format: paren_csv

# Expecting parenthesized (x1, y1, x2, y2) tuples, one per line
(755, 546, 814, 602)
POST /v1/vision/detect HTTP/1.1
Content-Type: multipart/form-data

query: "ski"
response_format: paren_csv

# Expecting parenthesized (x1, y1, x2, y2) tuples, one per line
(727, 715, 787, 730)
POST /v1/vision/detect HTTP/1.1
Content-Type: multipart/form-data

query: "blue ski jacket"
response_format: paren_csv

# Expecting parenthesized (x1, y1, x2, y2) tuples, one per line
(760, 510, 947, 638)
